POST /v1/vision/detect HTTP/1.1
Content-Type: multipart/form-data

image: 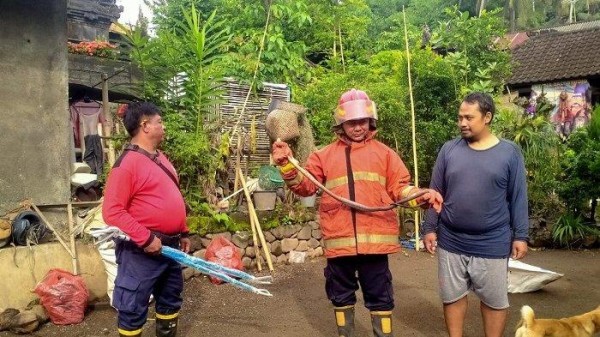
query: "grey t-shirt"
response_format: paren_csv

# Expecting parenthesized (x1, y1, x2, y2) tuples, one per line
(423, 138, 529, 258)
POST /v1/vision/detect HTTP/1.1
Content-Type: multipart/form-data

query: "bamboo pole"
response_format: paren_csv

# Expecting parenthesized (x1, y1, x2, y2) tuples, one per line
(234, 130, 241, 195)
(249, 211, 263, 272)
(229, 2, 272, 144)
(67, 203, 79, 275)
(338, 25, 345, 72)
(31, 204, 74, 258)
(237, 167, 274, 272)
(402, 7, 421, 251)
(236, 133, 262, 271)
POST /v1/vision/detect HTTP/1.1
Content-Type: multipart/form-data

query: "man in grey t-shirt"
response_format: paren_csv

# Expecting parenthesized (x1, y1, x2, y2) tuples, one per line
(423, 92, 529, 337)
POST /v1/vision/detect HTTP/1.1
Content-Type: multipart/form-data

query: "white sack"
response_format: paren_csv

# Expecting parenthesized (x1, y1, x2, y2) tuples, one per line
(508, 259, 563, 293)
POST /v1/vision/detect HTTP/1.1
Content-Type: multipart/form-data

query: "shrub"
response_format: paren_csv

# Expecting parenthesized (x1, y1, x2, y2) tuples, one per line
(552, 213, 600, 248)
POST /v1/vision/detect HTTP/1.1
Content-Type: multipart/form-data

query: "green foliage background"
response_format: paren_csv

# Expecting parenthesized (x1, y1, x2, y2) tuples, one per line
(117, 0, 599, 242)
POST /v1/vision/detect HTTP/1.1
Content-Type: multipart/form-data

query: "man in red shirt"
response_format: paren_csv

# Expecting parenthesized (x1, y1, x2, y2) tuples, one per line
(103, 102, 190, 337)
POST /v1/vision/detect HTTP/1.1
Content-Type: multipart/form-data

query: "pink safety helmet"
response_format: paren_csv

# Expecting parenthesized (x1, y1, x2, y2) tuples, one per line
(334, 89, 378, 127)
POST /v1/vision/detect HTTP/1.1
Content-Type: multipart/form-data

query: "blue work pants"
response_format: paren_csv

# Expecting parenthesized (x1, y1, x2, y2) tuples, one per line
(113, 239, 183, 331)
(324, 254, 394, 311)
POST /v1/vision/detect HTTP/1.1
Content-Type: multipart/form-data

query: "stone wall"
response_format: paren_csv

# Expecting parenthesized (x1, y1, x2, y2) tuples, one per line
(182, 221, 324, 280)
(67, 0, 121, 41)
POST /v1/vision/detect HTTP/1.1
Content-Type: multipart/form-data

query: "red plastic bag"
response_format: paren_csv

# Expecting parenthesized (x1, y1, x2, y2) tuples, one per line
(33, 269, 89, 325)
(204, 236, 244, 285)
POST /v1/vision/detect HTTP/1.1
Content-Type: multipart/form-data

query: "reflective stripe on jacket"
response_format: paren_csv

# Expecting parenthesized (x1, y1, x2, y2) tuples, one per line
(289, 133, 413, 258)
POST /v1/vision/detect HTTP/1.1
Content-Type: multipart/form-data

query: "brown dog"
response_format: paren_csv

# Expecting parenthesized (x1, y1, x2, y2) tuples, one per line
(515, 305, 600, 337)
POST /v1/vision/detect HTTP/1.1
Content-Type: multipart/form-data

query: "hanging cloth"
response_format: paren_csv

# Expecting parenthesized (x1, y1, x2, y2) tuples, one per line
(83, 134, 104, 175)
(70, 100, 105, 148)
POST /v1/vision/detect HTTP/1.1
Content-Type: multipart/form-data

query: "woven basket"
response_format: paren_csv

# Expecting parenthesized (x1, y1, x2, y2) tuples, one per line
(266, 108, 301, 142)
(268, 99, 307, 115)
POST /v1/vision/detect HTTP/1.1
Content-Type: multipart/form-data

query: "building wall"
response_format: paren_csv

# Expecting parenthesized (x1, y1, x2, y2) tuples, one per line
(0, 1, 71, 212)
(0, 242, 107, 309)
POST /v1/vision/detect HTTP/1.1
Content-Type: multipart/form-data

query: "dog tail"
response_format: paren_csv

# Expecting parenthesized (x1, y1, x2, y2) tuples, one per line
(520, 305, 535, 328)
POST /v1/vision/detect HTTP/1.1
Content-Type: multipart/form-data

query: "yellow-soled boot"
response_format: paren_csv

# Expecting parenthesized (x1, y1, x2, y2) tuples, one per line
(156, 312, 179, 337)
(118, 327, 142, 337)
(334, 305, 355, 337)
(370, 311, 393, 337)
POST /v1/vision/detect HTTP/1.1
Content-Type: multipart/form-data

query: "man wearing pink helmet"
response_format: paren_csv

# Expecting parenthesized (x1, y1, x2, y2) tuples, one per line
(272, 89, 443, 337)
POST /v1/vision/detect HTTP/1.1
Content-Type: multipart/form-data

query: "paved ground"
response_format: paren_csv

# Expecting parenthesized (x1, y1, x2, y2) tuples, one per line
(5, 248, 599, 337)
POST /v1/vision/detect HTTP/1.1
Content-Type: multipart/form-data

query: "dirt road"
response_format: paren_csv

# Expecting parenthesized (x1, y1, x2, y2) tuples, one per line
(6, 248, 599, 337)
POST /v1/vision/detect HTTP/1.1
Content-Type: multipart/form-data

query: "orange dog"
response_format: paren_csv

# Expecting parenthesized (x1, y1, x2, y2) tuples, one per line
(515, 305, 600, 337)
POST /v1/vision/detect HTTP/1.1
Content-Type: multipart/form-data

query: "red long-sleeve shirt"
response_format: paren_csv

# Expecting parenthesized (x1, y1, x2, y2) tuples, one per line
(102, 151, 188, 247)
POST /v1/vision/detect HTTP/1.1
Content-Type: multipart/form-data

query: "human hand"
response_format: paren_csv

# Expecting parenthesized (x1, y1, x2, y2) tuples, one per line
(143, 235, 162, 255)
(415, 189, 443, 213)
(424, 232, 437, 254)
(272, 139, 292, 166)
(511, 240, 528, 260)
(180, 237, 191, 254)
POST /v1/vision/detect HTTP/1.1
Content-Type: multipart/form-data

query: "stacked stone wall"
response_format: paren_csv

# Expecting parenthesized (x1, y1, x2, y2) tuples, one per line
(183, 220, 324, 280)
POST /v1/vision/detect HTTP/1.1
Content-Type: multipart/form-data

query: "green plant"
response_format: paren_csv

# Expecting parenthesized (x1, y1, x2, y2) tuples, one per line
(552, 213, 600, 248)
(493, 103, 564, 221)
(186, 202, 242, 235)
(429, 7, 511, 94)
(296, 47, 457, 183)
(558, 107, 600, 220)
(122, 5, 231, 203)
(262, 200, 316, 229)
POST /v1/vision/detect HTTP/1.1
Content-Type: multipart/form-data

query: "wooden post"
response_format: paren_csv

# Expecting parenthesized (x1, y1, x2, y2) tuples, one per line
(31, 204, 74, 259)
(67, 203, 79, 275)
(102, 73, 115, 167)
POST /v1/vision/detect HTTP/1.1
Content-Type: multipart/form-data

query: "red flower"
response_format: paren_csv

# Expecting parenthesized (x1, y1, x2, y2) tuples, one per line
(67, 40, 117, 58)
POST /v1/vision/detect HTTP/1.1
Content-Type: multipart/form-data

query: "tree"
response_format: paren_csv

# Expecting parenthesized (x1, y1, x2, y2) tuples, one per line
(559, 108, 600, 221)
(493, 98, 564, 221)
(137, 5, 150, 36)
(123, 5, 232, 203)
(429, 7, 511, 94)
(149, 0, 313, 85)
(296, 48, 457, 181)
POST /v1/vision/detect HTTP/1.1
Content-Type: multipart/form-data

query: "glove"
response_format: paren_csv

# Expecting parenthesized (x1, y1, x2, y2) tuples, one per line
(272, 140, 292, 166)
(271, 140, 298, 181)
(409, 188, 443, 213)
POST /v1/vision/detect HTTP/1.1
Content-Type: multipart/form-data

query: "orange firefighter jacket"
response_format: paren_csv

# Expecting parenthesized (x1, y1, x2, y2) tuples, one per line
(287, 132, 415, 258)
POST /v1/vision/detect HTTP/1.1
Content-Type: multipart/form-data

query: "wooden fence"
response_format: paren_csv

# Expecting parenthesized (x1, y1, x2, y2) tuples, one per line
(219, 79, 290, 180)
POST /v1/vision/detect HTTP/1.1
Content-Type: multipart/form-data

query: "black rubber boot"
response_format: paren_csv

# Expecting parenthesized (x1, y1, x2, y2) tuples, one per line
(118, 327, 142, 337)
(156, 313, 178, 337)
(370, 311, 393, 337)
(334, 305, 355, 337)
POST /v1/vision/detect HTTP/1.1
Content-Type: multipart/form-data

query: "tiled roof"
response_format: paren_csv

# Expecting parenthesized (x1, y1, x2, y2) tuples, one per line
(494, 32, 529, 50)
(507, 28, 600, 86)
(535, 20, 600, 33)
